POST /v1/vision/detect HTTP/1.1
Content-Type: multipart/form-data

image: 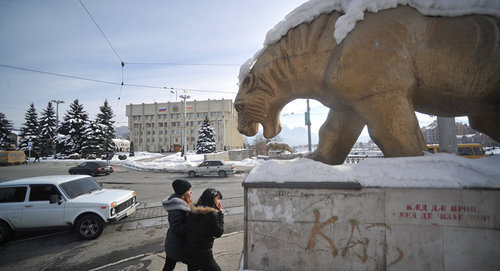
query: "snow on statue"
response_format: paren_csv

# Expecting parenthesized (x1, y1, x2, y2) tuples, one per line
(235, 1, 500, 165)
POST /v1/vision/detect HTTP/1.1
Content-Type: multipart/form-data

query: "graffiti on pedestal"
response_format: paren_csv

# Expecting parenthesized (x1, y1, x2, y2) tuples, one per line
(306, 210, 404, 267)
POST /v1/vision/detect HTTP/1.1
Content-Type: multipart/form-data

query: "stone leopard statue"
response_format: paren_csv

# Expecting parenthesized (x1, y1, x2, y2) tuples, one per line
(266, 142, 295, 154)
(235, 6, 500, 165)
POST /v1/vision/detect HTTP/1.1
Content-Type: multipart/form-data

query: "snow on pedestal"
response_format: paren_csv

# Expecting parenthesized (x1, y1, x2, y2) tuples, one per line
(242, 154, 500, 270)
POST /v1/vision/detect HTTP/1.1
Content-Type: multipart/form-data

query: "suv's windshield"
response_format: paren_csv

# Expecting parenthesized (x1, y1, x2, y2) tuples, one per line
(60, 177, 101, 199)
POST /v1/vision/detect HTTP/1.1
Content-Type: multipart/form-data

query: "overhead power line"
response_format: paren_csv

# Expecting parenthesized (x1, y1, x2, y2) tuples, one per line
(125, 62, 240, 67)
(0, 63, 121, 86)
(79, 0, 123, 64)
(0, 63, 236, 94)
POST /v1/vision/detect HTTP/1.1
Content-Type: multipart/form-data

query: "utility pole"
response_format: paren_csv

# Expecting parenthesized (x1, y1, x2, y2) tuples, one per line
(438, 116, 457, 154)
(306, 99, 312, 152)
(179, 94, 190, 157)
(51, 99, 64, 158)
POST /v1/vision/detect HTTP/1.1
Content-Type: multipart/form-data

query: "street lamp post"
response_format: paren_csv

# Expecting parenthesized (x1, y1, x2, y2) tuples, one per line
(306, 99, 312, 152)
(51, 99, 64, 157)
(179, 94, 190, 157)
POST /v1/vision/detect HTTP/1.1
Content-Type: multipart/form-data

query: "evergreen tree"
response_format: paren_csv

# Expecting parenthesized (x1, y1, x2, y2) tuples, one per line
(0, 113, 16, 150)
(38, 102, 57, 157)
(129, 141, 135, 157)
(96, 100, 116, 156)
(56, 99, 89, 156)
(196, 117, 216, 154)
(19, 103, 39, 153)
(81, 120, 103, 158)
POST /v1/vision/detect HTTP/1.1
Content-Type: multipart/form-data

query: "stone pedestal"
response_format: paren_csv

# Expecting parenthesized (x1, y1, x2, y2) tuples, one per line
(242, 181, 500, 270)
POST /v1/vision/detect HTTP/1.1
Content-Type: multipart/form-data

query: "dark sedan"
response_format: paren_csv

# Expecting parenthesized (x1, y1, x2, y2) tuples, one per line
(68, 161, 113, 176)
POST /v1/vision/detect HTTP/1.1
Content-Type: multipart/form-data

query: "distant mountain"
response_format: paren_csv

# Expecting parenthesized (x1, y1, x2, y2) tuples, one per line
(115, 126, 130, 139)
(244, 125, 319, 147)
(279, 125, 319, 146)
(244, 125, 371, 147)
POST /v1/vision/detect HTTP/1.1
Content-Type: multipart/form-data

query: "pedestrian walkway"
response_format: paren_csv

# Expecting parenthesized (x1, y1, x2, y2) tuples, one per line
(91, 231, 244, 271)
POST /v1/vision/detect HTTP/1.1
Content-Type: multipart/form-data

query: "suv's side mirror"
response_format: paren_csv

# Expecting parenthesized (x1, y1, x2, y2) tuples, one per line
(49, 194, 59, 204)
(49, 194, 62, 205)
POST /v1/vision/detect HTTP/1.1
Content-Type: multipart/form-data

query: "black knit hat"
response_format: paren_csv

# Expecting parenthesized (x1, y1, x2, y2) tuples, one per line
(172, 179, 192, 195)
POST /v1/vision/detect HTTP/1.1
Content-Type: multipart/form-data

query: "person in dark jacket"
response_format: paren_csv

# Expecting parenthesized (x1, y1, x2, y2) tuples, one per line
(162, 179, 193, 271)
(184, 188, 224, 271)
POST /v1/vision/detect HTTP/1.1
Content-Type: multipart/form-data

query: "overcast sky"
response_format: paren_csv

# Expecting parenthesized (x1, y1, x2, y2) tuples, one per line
(1, 0, 467, 144)
(0, 0, 314, 128)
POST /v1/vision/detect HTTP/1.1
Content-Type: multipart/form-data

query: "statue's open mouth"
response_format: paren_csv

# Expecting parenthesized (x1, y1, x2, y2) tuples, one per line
(237, 119, 259, 136)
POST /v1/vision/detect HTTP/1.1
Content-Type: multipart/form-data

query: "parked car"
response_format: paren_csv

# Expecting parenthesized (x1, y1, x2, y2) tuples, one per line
(0, 151, 26, 166)
(185, 160, 235, 178)
(68, 161, 113, 176)
(427, 143, 486, 159)
(0, 175, 139, 243)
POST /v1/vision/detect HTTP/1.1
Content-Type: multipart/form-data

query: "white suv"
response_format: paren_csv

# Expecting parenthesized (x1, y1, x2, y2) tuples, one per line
(0, 175, 139, 243)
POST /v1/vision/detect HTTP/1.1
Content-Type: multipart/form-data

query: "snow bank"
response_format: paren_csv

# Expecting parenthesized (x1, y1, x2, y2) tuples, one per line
(239, 0, 500, 83)
(119, 152, 265, 172)
(244, 153, 500, 189)
(121, 152, 203, 171)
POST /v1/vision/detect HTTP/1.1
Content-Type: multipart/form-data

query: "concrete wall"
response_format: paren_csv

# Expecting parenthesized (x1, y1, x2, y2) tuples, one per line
(228, 149, 253, 161)
(242, 184, 500, 270)
(204, 152, 229, 161)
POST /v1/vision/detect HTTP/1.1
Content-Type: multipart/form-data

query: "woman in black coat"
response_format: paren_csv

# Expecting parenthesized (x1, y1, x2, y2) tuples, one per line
(184, 188, 224, 271)
(162, 179, 193, 271)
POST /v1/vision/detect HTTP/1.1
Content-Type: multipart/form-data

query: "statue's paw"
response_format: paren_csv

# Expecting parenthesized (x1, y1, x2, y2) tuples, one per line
(304, 151, 319, 161)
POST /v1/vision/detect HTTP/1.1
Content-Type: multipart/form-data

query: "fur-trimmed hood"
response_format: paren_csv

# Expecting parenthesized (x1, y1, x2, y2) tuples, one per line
(162, 194, 190, 212)
(189, 204, 219, 214)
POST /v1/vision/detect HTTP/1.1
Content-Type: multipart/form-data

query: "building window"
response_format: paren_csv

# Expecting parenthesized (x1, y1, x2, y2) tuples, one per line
(218, 120, 223, 125)
(147, 123, 151, 128)
(218, 112, 223, 118)
(210, 112, 217, 118)
(159, 123, 163, 127)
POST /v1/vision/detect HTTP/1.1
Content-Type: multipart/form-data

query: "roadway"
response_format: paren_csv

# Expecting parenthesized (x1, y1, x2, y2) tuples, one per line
(0, 160, 246, 270)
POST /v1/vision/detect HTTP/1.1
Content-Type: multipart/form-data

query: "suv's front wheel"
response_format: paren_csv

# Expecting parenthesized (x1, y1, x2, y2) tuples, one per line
(0, 220, 13, 244)
(76, 214, 104, 240)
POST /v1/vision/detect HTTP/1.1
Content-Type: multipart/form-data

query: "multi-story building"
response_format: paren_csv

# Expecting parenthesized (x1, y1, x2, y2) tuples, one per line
(126, 99, 243, 153)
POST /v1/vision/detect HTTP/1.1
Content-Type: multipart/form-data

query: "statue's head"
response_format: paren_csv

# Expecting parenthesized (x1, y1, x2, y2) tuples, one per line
(234, 71, 282, 138)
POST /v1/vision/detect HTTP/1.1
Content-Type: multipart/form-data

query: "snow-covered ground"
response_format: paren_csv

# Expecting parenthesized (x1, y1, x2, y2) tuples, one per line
(112, 151, 266, 173)
(244, 153, 500, 189)
(29, 147, 499, 186)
